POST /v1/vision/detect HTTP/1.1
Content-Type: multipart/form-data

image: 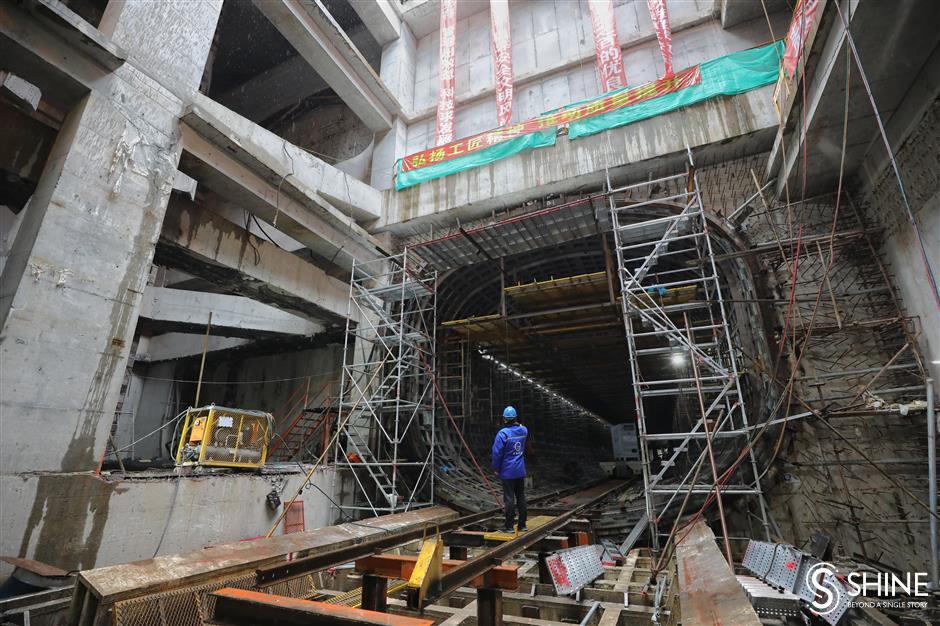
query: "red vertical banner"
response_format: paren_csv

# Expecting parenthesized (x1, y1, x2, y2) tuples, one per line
(588, 0, 627, 92)
(783, 0, 819, 79)
(647, 0, 674, 79)
(436, 0, 457, 145)
(490, 0, 513, 127)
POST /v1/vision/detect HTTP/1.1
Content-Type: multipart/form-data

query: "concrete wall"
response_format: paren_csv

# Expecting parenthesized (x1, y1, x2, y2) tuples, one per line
(127, 342, 344, 459)
(0, 1, 222, 478)
(863, 99, 940, 384)
(270, 102, 375, 164)
(0, 465, 340, 578)
(401, 1, 789, 154)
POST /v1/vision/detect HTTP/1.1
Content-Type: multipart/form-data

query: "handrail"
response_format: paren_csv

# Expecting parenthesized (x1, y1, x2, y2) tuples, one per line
(269, 379, 336, 454)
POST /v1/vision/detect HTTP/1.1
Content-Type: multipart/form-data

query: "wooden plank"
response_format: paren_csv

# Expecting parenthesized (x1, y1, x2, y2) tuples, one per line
(675, 521, 760, 626)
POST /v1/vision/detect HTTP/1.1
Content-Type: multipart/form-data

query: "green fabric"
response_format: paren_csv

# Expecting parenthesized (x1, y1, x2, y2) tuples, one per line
(394, 128, 557, 191)
(568, 41, 783, 139)
(394, 41, 783, 191)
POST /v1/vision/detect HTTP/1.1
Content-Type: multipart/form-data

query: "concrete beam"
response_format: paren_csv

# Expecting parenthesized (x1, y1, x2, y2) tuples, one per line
(139, 287, 324, 338)
(178, 128, 374, 273)
(157, 199, 355, 326)
(144, 332, 250, 362)
(18, 0, 126, 71)
(765, 0, 849, 199)
(0, 2, 111, 112)
(349, 0, 401, 46)
(720, 0, 789, 29)
(182, 93, 384, 227)
(216, 23, 380, 123)
(252, 0, 399, 132)
(380, 88, 779, 234)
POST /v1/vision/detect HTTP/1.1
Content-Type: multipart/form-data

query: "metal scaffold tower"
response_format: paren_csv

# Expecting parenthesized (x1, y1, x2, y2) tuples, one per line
(333, 249, 437, 515)
(608, 154, 771, 555)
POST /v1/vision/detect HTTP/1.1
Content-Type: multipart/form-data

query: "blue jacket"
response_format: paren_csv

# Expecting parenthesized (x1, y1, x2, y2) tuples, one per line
(492, 423, 528, 479)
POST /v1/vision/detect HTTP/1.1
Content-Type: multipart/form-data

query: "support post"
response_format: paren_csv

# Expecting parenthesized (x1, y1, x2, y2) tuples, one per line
(928, 378, 938, 591)
(361, 574, 388, 612)
(476, 588, 502, 626)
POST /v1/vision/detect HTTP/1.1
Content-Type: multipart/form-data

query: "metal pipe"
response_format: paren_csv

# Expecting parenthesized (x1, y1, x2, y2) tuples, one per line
(684, 313, 733, 567)
(928, 377, 938, 590)
(579, 601, 601, 626)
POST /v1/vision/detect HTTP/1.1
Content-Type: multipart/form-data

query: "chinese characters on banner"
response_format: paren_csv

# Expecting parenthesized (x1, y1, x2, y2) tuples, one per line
(783, 0, 819, 78)
(588, 0, 628, 92)
(647, 0, 674, 79)
(400, 66, 701, 172)
(490, 0, 514, 127)
(435, 0, 457, 145)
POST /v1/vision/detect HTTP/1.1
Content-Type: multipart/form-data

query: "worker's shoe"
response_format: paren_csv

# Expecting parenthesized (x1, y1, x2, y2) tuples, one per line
(518, 527, 528, 532)
(500, 528, 514, 533)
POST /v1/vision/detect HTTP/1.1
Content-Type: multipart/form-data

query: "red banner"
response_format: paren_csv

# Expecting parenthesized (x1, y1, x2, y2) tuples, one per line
(647, 0, 674, 79)
(436, 0, 457, 145)
(490, 0, 513, 127)
(400, 66, 700, 172)
(588, 0, 627, 92)
(783, 0, 819, 79)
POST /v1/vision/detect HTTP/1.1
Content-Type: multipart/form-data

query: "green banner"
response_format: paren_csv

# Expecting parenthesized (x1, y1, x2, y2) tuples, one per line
(395, 41, 783, 191)
(395, 128, 556, 191)
(568, 41, 783, 138)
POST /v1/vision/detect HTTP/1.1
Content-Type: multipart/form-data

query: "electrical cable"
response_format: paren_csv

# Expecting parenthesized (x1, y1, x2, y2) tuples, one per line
(107, 409, 188, 457)
(135, 371, 337, 385)
(244, 210, 262, 265)
(251, 214, 285, 250)
(152, 473, 182, 558)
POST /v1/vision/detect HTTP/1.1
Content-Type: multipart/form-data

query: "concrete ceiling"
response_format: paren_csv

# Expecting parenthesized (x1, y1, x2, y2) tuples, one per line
(772, 0, 940, 199)
(399, 0, 489, 39)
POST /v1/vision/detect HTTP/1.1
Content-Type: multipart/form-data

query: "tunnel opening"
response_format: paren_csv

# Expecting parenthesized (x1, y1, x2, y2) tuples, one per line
(405, 179, 778, 533)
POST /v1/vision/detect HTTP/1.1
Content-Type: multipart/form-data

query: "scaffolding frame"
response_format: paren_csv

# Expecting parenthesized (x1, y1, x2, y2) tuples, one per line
(608, 155, 771, 553)
(332, 249, 437, 516)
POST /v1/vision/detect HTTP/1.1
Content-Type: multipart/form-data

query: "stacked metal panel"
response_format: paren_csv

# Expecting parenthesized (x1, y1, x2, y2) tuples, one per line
(741, 540, 853, 625)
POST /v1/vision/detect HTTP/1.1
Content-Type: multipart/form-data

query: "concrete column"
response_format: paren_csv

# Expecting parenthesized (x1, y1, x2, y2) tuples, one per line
(380, 22, 416, 112)
(0, 2, 223, 475)
(371, 117, 408, 190)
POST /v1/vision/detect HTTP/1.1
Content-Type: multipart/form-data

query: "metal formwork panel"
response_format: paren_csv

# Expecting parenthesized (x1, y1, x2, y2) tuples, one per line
(793, 556, 821, 603)
(764, 544, 804, 592)
(742, 540, 776, 578)
(545, 545, 605, 596)
(737, 576, 801, 619)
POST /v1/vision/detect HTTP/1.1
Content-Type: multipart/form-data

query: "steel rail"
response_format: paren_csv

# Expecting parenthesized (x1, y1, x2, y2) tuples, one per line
(256, 509, 494, 587)
(412, 481, 626, 609)
(256, 481, 614, 587)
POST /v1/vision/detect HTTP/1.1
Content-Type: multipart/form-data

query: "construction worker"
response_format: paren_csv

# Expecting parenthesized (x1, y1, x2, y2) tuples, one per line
(492, 405, 528, 532)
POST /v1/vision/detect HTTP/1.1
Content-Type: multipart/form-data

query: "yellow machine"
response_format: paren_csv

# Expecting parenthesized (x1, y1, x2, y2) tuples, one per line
(175, 405, 272, 469)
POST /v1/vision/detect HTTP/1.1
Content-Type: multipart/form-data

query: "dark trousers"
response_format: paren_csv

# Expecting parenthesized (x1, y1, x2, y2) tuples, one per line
(502, 478, 527, 530)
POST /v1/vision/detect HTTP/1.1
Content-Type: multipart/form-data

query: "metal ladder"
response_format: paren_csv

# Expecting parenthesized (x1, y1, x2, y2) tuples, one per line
(608, 156, 771, 550)
(333, 249, 437, 516)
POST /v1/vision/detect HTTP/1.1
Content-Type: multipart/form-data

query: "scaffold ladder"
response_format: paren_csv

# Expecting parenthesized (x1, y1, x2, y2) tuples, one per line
(608, 156, 771, 552)
(332, 249, 437, 517)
